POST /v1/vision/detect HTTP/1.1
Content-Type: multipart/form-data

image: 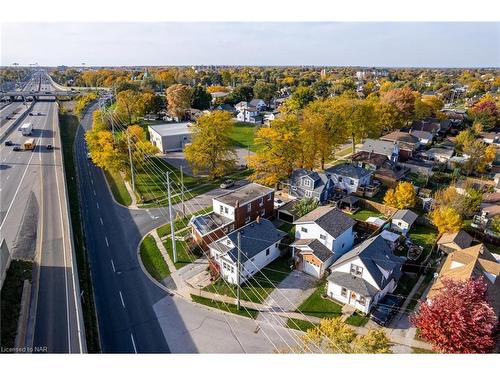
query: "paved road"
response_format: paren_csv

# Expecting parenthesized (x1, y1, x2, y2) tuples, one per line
(1, 71, 85, 353)
(76, 103, 303, 353)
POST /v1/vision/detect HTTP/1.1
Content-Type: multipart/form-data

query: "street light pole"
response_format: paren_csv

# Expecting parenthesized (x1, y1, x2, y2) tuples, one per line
(180, 165, 185, 217)
(166, 172, 178, 263)
(127, 132, 135, 192)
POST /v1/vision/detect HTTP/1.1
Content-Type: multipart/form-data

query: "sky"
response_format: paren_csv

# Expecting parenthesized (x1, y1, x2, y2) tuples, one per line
(1, 22, 499, 67)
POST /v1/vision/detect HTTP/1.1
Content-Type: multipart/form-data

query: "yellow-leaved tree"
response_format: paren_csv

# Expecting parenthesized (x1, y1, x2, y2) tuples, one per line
(383, 181, 417, 209)
(184, 111, 236, 179)
(166, 84, 192, 121)
(431, 206, 463, 234)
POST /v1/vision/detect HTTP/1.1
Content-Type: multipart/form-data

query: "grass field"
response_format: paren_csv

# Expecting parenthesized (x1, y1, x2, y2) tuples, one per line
(204, 256, 292, 304)
(351, 209, 385, 222)
(296, 282, 343, 318)
(58, 110, 100, 352)
(163, 239, 202, 270)
(156, 207, 212, 238)
(191, 294, 258, 319)
(140, 235, 170, 282)
(104, 170, 132, 206)
(229, 122, 262, 152)
(286, 318, 317, 332)
(345, 312, 369, 327)
(409, 224, 438, 260)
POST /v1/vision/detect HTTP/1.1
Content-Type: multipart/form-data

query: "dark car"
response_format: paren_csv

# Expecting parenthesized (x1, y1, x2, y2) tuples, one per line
(13, 146, 21, 151)
(370, 294, 405, 327)
(29, 113, 34, 116)
(4, 140, 12, 146)
(6, 116, 13, 120)
(46, 144, 53, 150)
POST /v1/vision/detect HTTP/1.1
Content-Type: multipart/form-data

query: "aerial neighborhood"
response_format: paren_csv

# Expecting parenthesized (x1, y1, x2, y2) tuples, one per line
(2, 62, 500, 355)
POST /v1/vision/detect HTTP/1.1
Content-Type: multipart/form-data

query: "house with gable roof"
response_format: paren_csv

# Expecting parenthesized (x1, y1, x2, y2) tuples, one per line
(284, 168, 335, 203)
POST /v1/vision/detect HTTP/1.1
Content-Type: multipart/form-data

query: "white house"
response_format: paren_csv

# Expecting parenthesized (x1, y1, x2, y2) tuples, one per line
(236, 107, 263, 123)
(291, 206, 356, 278)
(325, 163, 373, 194)
(326, 235, 404, 314)
(148, 122, 192, 153)
(208, 218, 286, 285)
(391, 209, 418, 235)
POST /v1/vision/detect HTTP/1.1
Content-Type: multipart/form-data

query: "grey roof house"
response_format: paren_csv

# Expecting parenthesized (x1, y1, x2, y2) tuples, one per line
(391, 209, 418, 235)
(326, 235, 404, 314)
(284, 168, 334, 203)
(360, 139, 400, 163)
(325, 163, 373, 194)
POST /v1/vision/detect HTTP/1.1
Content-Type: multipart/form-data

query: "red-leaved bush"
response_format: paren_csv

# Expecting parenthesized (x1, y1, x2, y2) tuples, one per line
(410, 277, 498, 353)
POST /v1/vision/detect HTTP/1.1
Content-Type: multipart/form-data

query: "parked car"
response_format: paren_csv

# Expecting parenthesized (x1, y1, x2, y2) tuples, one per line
(46, 144, 53, 150)
(4, 140, 12, 146)
(274, 198, 286, 208)
(29, 113, 34, 116)
(370, 295, 405, 326)
(220, 179, 235, 189)
(13, 146, 21, 151)
(87, 152, 92, 160)
(6, 116, 13, 120)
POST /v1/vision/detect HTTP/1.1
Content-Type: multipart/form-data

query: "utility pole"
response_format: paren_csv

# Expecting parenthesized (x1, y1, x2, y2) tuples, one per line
(237, 231, 241, 310)
(180, 166, 185, 217)
(166, 172, 178, 263)
(127, 132, 135, 192)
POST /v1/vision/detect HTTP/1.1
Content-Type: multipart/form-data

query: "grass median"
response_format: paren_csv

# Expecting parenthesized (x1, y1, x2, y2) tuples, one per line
(59, 109, 100, 352)
(139, 235, 170, 282)
(103, 170, 132, 206)
(191, 294, 258, 319)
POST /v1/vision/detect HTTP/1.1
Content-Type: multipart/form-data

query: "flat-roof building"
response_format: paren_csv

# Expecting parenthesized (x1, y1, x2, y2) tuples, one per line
(148, 122, 192, 153)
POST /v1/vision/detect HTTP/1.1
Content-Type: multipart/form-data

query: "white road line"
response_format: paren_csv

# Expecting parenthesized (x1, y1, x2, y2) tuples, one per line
(105, 236, 109, 247)
(130, 334, 138, 353)
(5, 175, 9, 181)
(93, 189, 96, 196)
(110, 259, 116, 272)
(99, 217, 104, 225)
(91, 178, 94, 185)
(96, 201, 100, 209)
(119, 291, 125, 308)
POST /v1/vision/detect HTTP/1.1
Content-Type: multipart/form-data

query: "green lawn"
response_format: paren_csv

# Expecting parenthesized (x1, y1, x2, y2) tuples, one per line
(229, 122, 261, 152)
(0, 260, 33, 349)
(409, 224, 438, 260)
(191, 294, 258, 319)
(335, 147, 354, 158)
(204, 256, 292, 304)
(286, 318, 318, 332)
(140, 235, 170, 282)
(104, 170, 132, 206)
(296, 282, 343, 318)
(164, 239, 202, 270)
(345, 312, 370, 327)
(351, 209, 384, 222)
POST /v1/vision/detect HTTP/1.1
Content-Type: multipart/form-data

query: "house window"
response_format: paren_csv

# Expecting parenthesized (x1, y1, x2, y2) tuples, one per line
(247, 203, 251, 212)
(350, 264, 363, 277)
(291, 186, 297, 191)
(349, 179, 354, 186)
(338, 177, 343, 183)
(261, 209, 265, 216)
(305, 190, 312, 198)
(266, 249, 270, 256)
(245, 216, 251, 224)
(319, 234, 326, 241)
(341, 288, 347, 297)
(359, 297, 366, 306)
(268, 192, 272, 200)
(224, 207, 228, 214)
(301, 227, 308, 233)
(303, 179, 312, 188)
(220, 205, 224, 214)
(259, 197, 264, 206)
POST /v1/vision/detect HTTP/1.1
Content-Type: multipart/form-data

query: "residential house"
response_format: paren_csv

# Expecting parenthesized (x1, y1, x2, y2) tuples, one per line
(236, 106, 263, 124)
(209, 218, 286, 285)
(350, 151, 407, 187)
(409, 129, 434, 146)
(411, 119, 442, 136)
(436, 229, 473, 254)
(291, 206, 356, 278)
(421, 147, 454, 163)
(325, 163, 373, 195)
(249, 98, 266, 111)
(263, 110, 279, 125)
(380, 131, 419, 160)
(215, 103, 236, 114)
(326, 235, 404, 314)
(427, 244, 500, 317)
(480, 132, 500, 145)
(360, 139, 400, 163)
(284, 168, 334, 203)
(210, 91, 229, 104)
(190, 183, 275, 250)
(391, 209, 418, 235)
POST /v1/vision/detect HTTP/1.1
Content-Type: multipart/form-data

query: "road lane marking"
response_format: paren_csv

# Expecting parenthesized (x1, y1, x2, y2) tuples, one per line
(96, 202, 100, 209)
(105, 236, 109, 247)
(119, 291, 125, 308)
(130, 334, 138, 353)
(100, 217, 104, 225)
(111, 259, 116, 272)
(93, 189, 96, 196)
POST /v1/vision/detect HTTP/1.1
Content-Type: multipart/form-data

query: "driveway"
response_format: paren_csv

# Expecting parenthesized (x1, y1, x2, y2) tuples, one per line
(160, 147, 254, 177)
(256, 270, 318, 327)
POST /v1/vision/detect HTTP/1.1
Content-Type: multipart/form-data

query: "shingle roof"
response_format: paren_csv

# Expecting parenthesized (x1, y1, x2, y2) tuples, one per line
(328, 272, 380, 297)
(410, 129, 433, 141)
(392, 209, 418, 226)
(325, 163, 372, 179)
(331, 235, 403, 290)
(437, 230, 473, 249)
(210, 218, 286, 263)
(380, 131, 419, 145)
(360, 139, 397, 158)
(294, 206, 355, 239)
(292, 238, 333, 263)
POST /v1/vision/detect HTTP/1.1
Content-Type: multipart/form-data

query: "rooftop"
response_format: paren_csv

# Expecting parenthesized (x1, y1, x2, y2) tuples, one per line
(149, 122, 192, 137)
(190, 212, 234, 236)
(326, 163, 372, 179)
(215, 182, 274, 207)
(294, 206, 355, 238)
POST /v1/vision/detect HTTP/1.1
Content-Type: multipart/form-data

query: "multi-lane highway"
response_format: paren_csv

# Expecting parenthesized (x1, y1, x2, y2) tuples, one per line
(0, 72, 85, 353)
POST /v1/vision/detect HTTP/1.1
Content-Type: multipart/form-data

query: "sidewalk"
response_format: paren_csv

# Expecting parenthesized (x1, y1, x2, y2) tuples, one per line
(122, 172, 138, 209)
(145, 228, 433, 351)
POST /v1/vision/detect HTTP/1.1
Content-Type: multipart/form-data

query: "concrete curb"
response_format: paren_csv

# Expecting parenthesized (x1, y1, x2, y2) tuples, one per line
(14, 280, 32, 350)
(0, 101, 35, 143)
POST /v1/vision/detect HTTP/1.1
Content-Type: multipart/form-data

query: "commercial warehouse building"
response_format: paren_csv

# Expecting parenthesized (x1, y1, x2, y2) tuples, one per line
(148, 122, 192, 153)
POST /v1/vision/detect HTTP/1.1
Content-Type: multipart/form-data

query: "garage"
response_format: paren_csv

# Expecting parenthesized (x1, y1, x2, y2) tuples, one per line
(148, 122, 192, 153)
(303, 258, 321, 278)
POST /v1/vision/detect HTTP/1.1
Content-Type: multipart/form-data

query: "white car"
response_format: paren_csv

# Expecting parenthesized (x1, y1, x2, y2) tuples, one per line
(274, 198, 286, 208)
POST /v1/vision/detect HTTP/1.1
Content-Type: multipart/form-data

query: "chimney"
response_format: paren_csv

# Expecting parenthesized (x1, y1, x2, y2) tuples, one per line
(235, 200, 240, 208)
(256, 216, 260, 224)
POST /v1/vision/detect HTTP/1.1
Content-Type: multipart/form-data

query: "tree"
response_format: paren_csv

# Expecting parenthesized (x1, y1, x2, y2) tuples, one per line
(311, 80, 331, 99)
(469, 95, 499, 130)
(253, 80, 277, 106)
(431, 206, 463, 234)
(119, 125, 158, 173)
(191, 85, 212, 110)
(299, 317, 392, 354)
(166, 84, 192, 120)
(433, 186, 482, 218)
(280, 86, 315, 113)
(293, 198, 319, 218)
(383, 182, 417, 209)
(184, 111, 236, 179)
(85, 130, 125, 173)
(410, 278, 497, 353)
(414, 95, 444, 120)
(380, 87, 416, 124)
(225, 85, 253, 104)
(248, 114, 302, 187)
(463, 138, 496, 175)
(115, 89, 145, 124)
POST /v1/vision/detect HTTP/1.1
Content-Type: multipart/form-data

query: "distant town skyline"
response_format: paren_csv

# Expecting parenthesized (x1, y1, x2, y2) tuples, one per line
(1, 22, 499, 67)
